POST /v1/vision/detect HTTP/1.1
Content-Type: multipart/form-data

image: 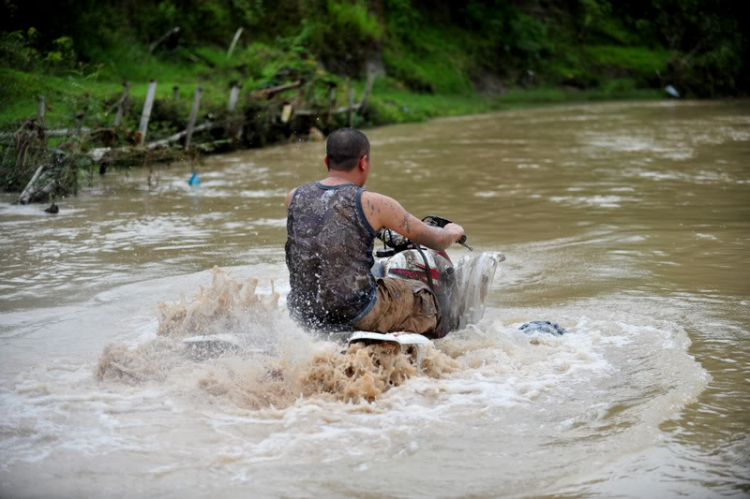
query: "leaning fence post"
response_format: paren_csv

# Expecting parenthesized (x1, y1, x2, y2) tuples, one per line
(185, 85, 202, 148)
(227, 83, 241, 112)
(346, 78, 354, 127)
(327, 85, 336, 123)
(172, 86, 179, 101)
(359, 72, 376, 112)
(138, 80, 157, 145)
(227, 28, 243, 58)
(37, 95, 45, 122)
(113, 82, 130, 127)
(74, 112, 84, 135)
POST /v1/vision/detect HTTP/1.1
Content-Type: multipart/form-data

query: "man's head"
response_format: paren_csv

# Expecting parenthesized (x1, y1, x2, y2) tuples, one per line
(325, 128, 370, 172)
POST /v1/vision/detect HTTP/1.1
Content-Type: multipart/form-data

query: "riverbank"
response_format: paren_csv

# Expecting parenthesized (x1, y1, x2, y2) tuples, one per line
(0, 66, 662, 132)
(0, 60, 661, 202)
(2, 0, 745, 200)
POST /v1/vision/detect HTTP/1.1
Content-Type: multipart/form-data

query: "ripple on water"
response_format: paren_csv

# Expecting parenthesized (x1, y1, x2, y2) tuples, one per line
(548, 194, 639, 209)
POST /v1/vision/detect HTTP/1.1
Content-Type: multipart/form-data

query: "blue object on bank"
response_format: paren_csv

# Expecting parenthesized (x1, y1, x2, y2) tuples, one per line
(188, 172, 201, 186)
(665, 85, 680, 98)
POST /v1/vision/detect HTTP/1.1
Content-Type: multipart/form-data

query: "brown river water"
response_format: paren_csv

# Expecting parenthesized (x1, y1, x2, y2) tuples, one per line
(1, 100, 749, 498)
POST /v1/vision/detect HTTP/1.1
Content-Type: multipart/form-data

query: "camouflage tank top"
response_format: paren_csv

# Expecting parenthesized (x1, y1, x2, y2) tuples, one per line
(285, 181, 377, 329)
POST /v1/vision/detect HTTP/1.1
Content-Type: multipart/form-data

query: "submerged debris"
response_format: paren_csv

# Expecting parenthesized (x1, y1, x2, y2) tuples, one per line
(519, 320, 567, 336)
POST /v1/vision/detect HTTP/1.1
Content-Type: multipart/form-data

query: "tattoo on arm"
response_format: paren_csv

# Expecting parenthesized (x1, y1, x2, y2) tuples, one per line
(373, 193, 447, 249)
(401, 213, 411, 235)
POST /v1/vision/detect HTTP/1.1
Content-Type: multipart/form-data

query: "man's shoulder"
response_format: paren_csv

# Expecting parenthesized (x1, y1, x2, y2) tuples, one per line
(285, 182, 327, 211)
(361, 190, 399, 208)
(286, 181, 319, 199)
(285, 186, 301, 211)
(360, 190, 387, 202)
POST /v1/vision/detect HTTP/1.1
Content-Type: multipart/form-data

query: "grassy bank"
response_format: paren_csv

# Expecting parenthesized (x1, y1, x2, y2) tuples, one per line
(5, 0, 742, 131)
(0, 65, 662, 134)
(0, 52, 662, 199)
(1, 0, 745, 198)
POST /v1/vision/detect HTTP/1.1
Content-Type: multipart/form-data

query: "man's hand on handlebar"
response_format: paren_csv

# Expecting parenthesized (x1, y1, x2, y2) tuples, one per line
(444, 223, 465, 244)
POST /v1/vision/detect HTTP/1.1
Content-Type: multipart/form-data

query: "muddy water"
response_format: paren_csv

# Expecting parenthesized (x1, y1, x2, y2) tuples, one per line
(1, 100, 749, 498)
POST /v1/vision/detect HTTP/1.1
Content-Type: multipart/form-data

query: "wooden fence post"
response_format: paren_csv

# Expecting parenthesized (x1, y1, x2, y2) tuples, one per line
(346, 78, 354, 127)
(74, 113, 84, 135)
(227, 83, 241, 112)
(327, 85, 336, 123)
(37, 95, 45, 122)
(227, 28, 243, 58)
(18, 164, 48, 204)
(359, 72, 376, 112)
(185, 85, 202, 148)
(150, 27, 180, 54)
(173, 86, 179, 101)
(113, 82, 130, 127)
(138, 80, 157, 145)
(281, 104, 293, 124)
(293, 82, 304, 109)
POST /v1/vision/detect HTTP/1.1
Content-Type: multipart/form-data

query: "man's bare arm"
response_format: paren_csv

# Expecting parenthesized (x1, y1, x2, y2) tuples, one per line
(362, 192, 463, 251)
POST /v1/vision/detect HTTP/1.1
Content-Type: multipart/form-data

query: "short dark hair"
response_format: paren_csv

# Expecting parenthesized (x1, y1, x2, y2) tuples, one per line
(326, 128, 370, 171)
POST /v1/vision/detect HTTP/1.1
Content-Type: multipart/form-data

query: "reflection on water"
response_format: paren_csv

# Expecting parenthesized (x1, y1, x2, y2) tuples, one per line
(1, 100, 749, 498)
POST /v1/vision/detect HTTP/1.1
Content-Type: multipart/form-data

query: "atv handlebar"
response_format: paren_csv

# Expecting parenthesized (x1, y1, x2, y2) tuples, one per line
(423, 215, 473, 251)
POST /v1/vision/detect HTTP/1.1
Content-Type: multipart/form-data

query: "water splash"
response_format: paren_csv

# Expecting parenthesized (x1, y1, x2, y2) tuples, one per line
(95, 267, 459, 407)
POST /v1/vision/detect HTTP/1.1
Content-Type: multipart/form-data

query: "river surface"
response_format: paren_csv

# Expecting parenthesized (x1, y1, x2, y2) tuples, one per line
(1, 100, 749, 498)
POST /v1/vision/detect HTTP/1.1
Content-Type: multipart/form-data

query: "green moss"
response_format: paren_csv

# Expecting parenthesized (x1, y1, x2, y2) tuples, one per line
(594, 18, 639, 46)
(382, 24, 479, 94)
(327, 0, 383, 41)
(585, 45, 671, 74)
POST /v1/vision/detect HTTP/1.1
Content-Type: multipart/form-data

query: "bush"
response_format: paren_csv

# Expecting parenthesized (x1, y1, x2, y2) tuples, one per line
(0, 29, 41, 71)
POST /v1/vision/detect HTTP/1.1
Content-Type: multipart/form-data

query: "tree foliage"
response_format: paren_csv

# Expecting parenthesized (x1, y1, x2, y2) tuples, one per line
(0, 0, 747, 96)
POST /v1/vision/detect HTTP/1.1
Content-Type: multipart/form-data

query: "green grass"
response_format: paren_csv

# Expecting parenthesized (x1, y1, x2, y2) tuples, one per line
(585, 45, 671, 74)
(327, 0, 383, 41)
(0, 68, 124, 128)
(382, 23, 483, 95)
(361, 76, 660, 127)
(495, 85, 660, 107)
(1, 61, 663, 135)
(0, 3, 675, 134)
(593, 17, 641, 46)
(0, 56, 252, 134)
(0, 21, 667, 137)
(0, 35, 350, 136)
(0, 34, 667, 197)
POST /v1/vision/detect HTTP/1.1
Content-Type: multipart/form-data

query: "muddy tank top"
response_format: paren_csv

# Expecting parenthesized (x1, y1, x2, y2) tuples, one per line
(285, 181, 377, 329)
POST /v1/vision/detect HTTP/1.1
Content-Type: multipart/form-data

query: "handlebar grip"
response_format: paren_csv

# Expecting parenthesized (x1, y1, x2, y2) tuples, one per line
(423, 215, 452, 228)
(457, 235, 473, 251)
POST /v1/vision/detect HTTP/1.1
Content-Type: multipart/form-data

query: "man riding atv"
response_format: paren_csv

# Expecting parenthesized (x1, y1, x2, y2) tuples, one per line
(284, 128, 464, 338)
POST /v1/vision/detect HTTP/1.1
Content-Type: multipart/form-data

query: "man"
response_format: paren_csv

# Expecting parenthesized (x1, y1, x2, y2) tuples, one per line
(284, 128, 464, 338)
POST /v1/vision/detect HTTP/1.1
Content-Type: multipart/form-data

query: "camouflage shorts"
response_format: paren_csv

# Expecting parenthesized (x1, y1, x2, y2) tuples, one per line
(353, 277, 441, 337)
